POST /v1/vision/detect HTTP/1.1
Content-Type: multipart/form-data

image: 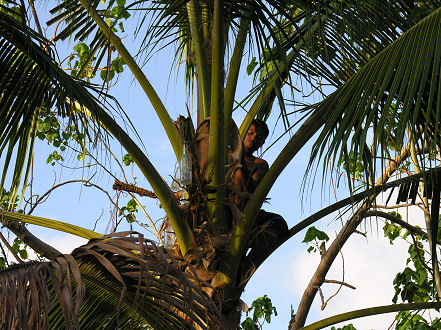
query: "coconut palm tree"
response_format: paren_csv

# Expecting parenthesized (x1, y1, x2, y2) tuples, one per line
(2, 0, 441, 328)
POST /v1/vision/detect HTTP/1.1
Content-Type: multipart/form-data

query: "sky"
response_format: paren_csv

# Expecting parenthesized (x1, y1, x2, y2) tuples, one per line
(3, 3, 439, 329)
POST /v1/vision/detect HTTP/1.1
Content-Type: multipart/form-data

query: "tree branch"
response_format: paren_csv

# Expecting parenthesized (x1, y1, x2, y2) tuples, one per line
(1, 219, 62, 261)
(290, 141, 411, 329)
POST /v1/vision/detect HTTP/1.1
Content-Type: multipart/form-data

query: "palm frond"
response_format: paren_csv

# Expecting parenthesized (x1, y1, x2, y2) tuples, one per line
(2, 211, 102, 240)
(0, 6, 120, 204)
(308, 6, 441, 178)
(0, 232, 223, 329)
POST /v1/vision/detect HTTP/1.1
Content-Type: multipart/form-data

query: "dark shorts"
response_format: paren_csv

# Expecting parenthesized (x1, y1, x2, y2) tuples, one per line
(254, 209, 288, 236)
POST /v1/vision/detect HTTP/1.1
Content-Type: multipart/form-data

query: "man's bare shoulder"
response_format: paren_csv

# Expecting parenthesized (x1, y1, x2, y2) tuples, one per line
(254, 157, 269, 171)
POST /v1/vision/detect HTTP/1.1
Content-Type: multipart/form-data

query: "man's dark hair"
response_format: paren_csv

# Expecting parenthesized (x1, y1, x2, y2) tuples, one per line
(251, 119, 269, 139)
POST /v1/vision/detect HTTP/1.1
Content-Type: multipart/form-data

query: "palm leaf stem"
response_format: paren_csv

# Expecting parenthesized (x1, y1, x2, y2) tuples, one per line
(208, 0, 227, 233)
(97, 115, 196, 255)
(0, 231, 23, 263)
(8, 121, 33, 209)
(250, 162, 441, 279)
(187, 0, 211, 121)
(77, 0, 183, 159)
(300, 302, 441, 330)
(224, 16, 250, 154)
(2, 211, 101, 240)
(2, 219, 62, 260)
(18, 111, 38, 210)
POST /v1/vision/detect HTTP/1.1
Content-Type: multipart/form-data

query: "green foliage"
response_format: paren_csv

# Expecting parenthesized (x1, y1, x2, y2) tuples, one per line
(100, 68, 115, 82)
(331, 324, 357, 330)
(11, 237, 28, 260)
(46, 150, 64, 166)
(390, 216, 441, 305)
(247, 57, 258, 75)
(384, 215, 441, 328)
(122, 153, 134, 166)
(240, 295, 277, 330)
(100, 57, 126, 82)
(392, 241, 432, 304)
(0, 255, 6, 269)
(0, 188, 21, 212)
(382, 104, 403, 152)
(337, 151, 364, 179)
(303, 226, 329, 254)
(119, 198, 139, 223)
(0, 237, 29, 270)
(0, 2, 22, 22)
(383, 212, 403, 244)
(37, 111, 86, 165)
(395, 311, 441, 329)
(69, 43, 95, 80)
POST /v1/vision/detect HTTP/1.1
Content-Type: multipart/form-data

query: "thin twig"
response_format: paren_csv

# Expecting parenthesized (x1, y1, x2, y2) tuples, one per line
(323, 279, 356, 290)
(354, 230, 367, 237)
(128, 192, 163, 244)
(28, 178, 118, 215)
(376, 202, 424, 209)
(27, 0, 49, 52)
(314, 285, 325, 308)
(322, 250, 346, 310)
(410, 232, 432, 273)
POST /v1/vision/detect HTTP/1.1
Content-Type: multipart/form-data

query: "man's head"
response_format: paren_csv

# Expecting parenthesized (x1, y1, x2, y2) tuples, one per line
(244, 119, 269, 154)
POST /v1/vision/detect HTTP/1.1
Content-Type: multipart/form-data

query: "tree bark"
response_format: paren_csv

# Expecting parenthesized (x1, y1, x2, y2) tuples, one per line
(4, 221, 62, 260)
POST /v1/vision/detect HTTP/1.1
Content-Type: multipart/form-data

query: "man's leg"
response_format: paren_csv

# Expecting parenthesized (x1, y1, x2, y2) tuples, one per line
(247, 210, 288, 258)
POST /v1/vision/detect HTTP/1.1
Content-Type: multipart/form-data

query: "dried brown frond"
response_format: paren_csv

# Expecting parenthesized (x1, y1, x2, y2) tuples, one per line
(113, 179, 157, 198)
(0, 232, 224, 329)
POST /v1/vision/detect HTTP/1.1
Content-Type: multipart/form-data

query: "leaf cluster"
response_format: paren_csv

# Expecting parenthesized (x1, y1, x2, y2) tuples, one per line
(383, 212, 403, 244)
(394, 310, 441, 329)
(119, 198, 139, 223)
(384, 214, 441, 328)
(240, 295, 277, 330)
(36, 111, 86, 165)
(331, 324, 357, 330)
(49, 0, 130, 77)
(302, 226, 330, 254)
(0, 237, 29, 270)
(388, 220, 433, 304)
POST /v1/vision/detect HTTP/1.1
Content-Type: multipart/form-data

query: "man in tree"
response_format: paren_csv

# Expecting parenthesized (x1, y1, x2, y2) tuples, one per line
(233, 119, 270, 198)
(233, 119, 288, 267)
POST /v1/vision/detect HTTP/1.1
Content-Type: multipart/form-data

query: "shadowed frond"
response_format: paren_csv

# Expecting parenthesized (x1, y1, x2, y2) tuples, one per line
(240, 0, 439, 130)
(0, 232, 223, 329)
(308, 6, 441, 177)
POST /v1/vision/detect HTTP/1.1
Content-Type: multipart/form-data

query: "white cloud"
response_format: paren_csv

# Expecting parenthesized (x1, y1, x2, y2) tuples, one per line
(27, 233, 87, 259)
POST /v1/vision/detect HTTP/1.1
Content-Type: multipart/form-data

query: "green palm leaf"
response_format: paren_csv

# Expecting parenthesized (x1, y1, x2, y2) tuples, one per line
(0, 6, 188, 247)
(2, 211, 102, 240)
(0, 6, 117, 205)
(240, 0, 431, 131)
(309, 6, 441, 177)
